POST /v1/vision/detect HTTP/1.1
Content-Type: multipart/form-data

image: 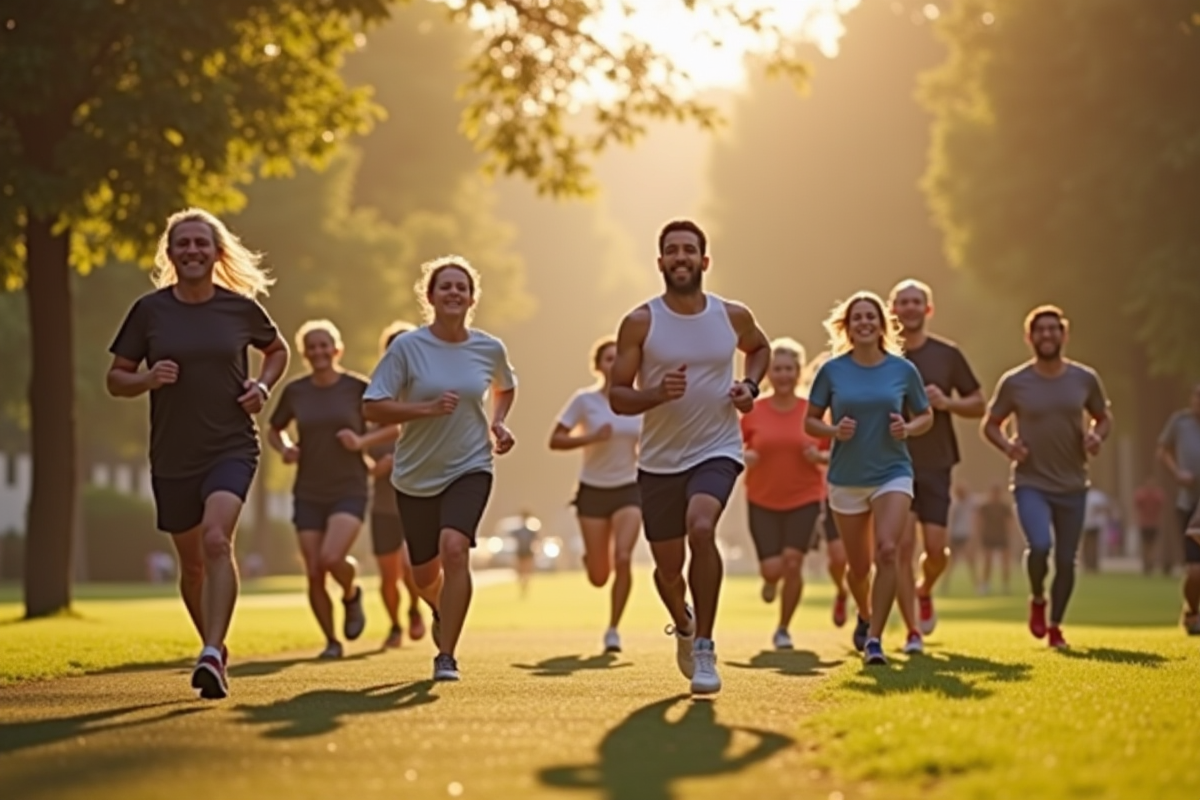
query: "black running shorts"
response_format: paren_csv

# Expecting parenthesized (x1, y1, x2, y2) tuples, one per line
(638, 457, 743, 544)
(395, 471, 493, 566)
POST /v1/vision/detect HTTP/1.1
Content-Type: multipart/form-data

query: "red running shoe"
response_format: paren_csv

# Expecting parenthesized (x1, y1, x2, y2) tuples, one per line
(832, 593, 848, 628)
(1029, 598, 1048, 639)
(1047, 626, 1067, 649)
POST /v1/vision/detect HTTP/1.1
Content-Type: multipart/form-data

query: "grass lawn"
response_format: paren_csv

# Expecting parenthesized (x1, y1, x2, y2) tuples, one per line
(2, 569, 1197, 800)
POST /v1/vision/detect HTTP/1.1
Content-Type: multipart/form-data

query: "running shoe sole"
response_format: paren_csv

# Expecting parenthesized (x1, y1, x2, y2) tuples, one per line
(191, 661, 228, 700)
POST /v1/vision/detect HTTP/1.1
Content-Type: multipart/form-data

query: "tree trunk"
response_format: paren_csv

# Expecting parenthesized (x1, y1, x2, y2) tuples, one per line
(23, 213, 77, 618)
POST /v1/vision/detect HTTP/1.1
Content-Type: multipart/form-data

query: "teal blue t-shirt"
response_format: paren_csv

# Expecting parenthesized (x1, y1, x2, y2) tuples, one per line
(808, 353, 930, 487)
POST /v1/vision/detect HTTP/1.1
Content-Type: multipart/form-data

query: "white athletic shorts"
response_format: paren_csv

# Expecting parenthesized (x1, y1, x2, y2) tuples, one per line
(827, 476, 914, 516)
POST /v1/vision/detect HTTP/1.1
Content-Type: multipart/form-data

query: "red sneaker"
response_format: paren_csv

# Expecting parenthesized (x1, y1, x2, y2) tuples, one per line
(1047, 626, 1067, 649)
(832, 593, 848, 628)
(1029, 598, 1048, 639)
(917, 594, 937, 636)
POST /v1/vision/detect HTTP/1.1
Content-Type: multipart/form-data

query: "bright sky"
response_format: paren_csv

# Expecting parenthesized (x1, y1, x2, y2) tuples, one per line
(441, 0, 862, 102)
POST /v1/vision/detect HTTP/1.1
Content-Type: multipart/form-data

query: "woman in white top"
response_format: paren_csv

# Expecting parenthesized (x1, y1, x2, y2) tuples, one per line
(549, 337, 643, 654)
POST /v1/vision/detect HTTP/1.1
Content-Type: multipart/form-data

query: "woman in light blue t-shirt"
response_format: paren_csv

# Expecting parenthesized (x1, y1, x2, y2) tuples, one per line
(364, 257, 518, 684)
(805, 291, 932, 667)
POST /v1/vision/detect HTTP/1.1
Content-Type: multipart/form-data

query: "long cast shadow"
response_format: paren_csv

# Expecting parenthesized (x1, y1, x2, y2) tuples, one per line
(512, 653, 632, 677)
(0, 701, 205, 756)
(539, 695, 793, 800)
(845, 651, 1034, 700)
(1055, 647, 1168, 668)
(235, 680, 437, 738)
(91, 649, 376, 680)
(725, 649, 843, 678)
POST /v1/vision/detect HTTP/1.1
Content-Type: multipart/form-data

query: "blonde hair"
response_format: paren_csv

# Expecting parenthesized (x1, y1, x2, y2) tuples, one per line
(770, 336, 807, 367)
(823, 291, 903, 356)
(152, 208, 274, 298)
(294, 319, 343, 354)
(888, 278, 933, 306)
(415, 255, 481, 324)
(380, 320, 416, 353)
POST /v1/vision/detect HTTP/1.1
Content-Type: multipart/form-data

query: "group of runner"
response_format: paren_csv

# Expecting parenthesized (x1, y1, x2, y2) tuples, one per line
(105, 208, 1200, 700)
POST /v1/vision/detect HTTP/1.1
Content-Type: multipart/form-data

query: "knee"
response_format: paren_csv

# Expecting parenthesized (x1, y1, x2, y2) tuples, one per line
(875, 540, 899, 567)
(1185, 565, 1200, 582)
(782, 553, 803, 579)
(686, 516, 717, 547)
(759, 561, 783, 584)
(585, 564, 609, 588)
(318, 552, 345, 574)
(201, 526, 231, 562)
(440, 532, 471, 571)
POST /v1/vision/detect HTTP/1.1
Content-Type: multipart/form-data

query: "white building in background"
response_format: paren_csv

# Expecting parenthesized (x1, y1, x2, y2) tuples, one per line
(0, 452, 293, 536)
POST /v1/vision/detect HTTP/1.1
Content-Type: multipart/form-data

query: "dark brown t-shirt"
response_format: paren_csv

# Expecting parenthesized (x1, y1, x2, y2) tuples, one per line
(269, 373, 370, 502)
(109, 286, 279, 478)
(904, 335, 981, 470)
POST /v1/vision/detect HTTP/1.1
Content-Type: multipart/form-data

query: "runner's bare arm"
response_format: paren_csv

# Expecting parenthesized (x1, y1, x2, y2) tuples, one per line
(725, 301, 770, 385)
(609, 306, 662, 416)
(948, 389, 986, 419)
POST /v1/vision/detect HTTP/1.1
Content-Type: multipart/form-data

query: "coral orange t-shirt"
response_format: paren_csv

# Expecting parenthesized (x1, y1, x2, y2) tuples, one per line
(740, 396, 828, 511)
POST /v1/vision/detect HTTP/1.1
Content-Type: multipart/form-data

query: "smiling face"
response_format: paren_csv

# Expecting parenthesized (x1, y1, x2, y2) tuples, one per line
(891, 285, 930, 334)
(427, 265, 475, 323)
(846, 298, 883, 348)
(768, 350, 799, 396)
(302, 328, 340, 372)
(168, 220, 219, 283)
(1027, 313, 1066, 361)
(594, 343, 617, 382)
(657, 230, 708, 295)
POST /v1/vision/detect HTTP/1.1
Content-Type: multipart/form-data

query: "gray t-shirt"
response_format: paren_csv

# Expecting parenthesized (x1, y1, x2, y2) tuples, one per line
(1159, 410, 1200, 511)
(364, 326, 517, 497)
(987, 362, 1110, 493)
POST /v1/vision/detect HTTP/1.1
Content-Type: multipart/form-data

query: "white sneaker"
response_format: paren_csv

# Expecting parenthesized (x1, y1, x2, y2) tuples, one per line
(772, 628, 794, 650)
(665, 604, 695, 679)
(603, 627, 621, 653)
(691, 639, 721, 695)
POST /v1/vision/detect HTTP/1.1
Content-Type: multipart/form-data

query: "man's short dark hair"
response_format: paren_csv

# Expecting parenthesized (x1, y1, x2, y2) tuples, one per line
(658, 219, 708, 256)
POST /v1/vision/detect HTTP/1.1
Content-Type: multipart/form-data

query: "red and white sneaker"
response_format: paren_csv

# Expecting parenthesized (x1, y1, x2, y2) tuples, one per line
(1047, 626, 1068, 649)
(1029, 598, 1048, 640)
(917, 593, 937, 636)
(832, 593, 848, 628)
(191, 646, 229, 700)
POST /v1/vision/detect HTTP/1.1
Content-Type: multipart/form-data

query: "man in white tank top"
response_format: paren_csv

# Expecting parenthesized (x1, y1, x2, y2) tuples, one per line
(610, 219, 771, 695)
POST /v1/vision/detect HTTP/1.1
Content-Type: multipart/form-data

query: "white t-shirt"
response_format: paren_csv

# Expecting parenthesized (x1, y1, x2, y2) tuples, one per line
(557, 388, 641, 488)
(1083, 488, 1109, 531)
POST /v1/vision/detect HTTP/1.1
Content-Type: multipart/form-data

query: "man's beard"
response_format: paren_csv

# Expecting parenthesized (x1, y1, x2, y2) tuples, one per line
(663, 267, 702, 295)
(1034, 343, 1062, 361)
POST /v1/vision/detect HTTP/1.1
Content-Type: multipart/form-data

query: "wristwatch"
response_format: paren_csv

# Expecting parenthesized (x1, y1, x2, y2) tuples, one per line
(254, 380, 270, 400)
(740, 378, 760, 399)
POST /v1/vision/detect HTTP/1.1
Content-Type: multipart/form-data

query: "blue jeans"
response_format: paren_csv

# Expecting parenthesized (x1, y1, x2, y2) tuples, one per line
(1013, 486, 1087, 626)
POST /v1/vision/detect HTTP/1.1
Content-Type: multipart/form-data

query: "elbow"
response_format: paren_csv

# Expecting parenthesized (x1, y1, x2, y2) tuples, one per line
(104, 374, 119, 398)
(362, 401, 383, 424)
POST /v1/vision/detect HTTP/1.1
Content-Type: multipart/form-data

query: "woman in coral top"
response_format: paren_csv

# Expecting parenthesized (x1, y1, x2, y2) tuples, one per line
(741, 338, 847, 650)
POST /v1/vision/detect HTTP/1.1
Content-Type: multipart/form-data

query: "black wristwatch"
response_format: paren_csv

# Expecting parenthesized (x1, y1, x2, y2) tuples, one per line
(741, 378, 761, 399)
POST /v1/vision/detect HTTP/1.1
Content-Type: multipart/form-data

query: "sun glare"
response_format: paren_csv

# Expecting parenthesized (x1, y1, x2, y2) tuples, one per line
(442, 0, 860, 105)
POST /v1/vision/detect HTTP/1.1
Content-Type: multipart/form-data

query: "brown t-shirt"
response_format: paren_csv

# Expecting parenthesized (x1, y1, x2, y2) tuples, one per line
(109, 286, 279, 478)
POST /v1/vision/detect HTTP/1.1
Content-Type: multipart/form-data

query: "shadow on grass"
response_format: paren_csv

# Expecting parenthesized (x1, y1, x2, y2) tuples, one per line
(235, 680, 437, 738)
(725, 649, 843, 678)
(0, 701, 205, 756)
(86, 649, 378, 681)
(1056, 647, 1169, 668)
(539, 695, 793, 800)
(845, 651, 1033, 700)
(513, 653, 632, 677)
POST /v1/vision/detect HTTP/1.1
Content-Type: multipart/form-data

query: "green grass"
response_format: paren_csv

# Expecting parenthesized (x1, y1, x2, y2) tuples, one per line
(2, 570, 1198, 800)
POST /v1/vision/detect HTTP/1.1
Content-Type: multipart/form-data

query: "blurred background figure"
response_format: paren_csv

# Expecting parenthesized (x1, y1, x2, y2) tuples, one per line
(1081, 486, 1111, 575)
(977, 485, 1015, 595)
(511, 509, 541, 598)
(1132, 475, 1165, 576)
(943, 483, 978, 595)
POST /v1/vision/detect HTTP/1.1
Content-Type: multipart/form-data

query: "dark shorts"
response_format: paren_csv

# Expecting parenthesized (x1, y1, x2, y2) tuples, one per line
(292, 495, 368, 532)
(396, 471, 493, 566)
(573, 482, 641, 519)
(151, 458, 257, 534)
(747, 501, 821, 561)
(820, 499, 841, 543)
(1179, 508, 1200, 565)
(638, 457, 744, 544)
(912, 466, 952, 527)
(370, 512, 405, 556)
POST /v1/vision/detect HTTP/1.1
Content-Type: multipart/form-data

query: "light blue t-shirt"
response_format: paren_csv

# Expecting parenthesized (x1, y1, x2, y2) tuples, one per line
(808, 352, 930, 487)
(363, 326, 517, 497)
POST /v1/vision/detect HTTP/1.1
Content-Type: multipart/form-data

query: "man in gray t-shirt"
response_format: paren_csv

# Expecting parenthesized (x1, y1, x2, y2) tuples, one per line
(983, 305, 1112, 649)
(1156, 382, 1200, 634)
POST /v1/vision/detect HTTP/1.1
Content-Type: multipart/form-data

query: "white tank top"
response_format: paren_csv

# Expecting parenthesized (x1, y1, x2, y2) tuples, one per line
(637, 293, 745, 473)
